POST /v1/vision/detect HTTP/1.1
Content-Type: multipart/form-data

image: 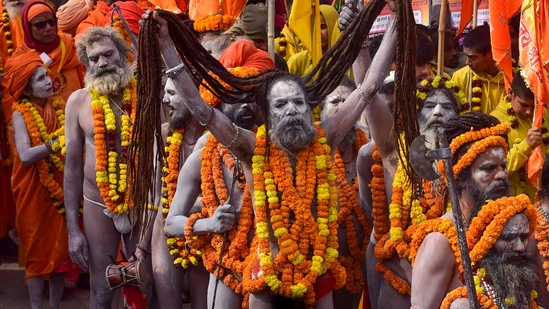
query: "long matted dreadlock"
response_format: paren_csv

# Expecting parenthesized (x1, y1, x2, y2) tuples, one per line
(131, 0, 417, 225)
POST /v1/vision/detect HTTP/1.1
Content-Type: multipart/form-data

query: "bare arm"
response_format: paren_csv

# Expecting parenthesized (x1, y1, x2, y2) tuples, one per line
(365, 93, 397, 170)
(356, 142, 374, 224)
(63, 92, 85, 235)
(322, 13, 397, 149)
(12, 111, 52, 167)
(152, 12, 255, 163)
(411, 232, 456, 309)
(352, 46, 372, 87)
(165, 150, 209, 236)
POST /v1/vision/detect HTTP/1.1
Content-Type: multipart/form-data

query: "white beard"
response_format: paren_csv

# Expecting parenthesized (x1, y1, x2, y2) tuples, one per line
(84, 64, 133, 96)
(5, 3, 24, 20)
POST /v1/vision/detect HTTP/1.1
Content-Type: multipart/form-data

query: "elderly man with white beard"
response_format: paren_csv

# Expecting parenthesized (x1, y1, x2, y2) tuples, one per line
(63, 26, 151, 308)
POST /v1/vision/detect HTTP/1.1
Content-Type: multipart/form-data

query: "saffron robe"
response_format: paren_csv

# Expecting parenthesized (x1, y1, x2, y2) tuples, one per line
(451, 66, 507, 114)
(12, 33, 85, 104)
(0, 12, 24, 64)
(75, 0, 109, 41)
(7, 101, 69, 278)
(490, 98, 549, 202)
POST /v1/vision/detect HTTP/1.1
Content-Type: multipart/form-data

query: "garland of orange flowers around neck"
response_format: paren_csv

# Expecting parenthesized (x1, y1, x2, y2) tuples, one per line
(13, 97, 67, 214)
(242, 124, 346, 306)
(160, 127, 203, 269)
(409, 195, 535, 275)
(334, 128, 371, 294)
(184, 134, 255, 306)
(371, 148, 447, 295)
(91, 77, 136, 214)
(534, 201, 549, 295)
(440, 285, 539, 309)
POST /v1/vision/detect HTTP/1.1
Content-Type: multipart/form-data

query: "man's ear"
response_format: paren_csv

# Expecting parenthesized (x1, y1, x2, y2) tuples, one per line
(22, 84, 32, 97)
(508, 88, 515, 98)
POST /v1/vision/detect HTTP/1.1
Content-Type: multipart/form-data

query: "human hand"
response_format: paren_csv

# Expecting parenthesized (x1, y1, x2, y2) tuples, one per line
(140, 10, 170, 44)
(386, 0, 397, 13)
(209, 203, 236, 233)
(339, 0, 359, 31)
(68, 230, 89, 271)
(526, 127, 543, 148)
(129, 246, 149, 262)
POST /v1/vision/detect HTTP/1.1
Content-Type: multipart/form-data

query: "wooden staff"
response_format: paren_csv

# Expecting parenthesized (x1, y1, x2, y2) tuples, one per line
(467, 0, 479, 111)
(437, 0, 449, 76)
(268, 0, 276, 60)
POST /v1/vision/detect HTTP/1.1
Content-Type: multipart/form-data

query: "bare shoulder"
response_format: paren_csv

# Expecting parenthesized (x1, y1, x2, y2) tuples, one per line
(194, 132, 210, 151)
(66, 88, 91, 109)
(161, 123, 170, 142)
(357, 141, 374, 173)
(417, 232, 455, 265)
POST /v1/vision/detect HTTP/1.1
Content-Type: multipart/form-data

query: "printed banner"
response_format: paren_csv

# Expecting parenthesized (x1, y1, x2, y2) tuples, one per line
(366, 0, 430, 34)
(449, 0, 490, 30)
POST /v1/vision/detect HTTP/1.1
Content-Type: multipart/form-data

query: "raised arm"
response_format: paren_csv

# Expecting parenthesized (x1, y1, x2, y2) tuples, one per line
(63, 90, 89, 271)
(166, 149, 235, 236)
(147, 11, 255, 163)
(322, 2, 397, 149)
(11, 111, 54, 166)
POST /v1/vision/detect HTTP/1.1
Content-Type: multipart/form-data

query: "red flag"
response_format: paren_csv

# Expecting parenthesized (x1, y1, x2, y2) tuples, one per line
(520, 0, 549, 187)
(489, 0, 522, 90)
(457, 0, 474, 36)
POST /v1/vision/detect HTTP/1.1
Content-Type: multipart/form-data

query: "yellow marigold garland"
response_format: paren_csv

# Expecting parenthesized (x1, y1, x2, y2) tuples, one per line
(193, 14, 235, 33)
(12, 98, 66, 214)
(91, 77, 136, 214)
(416, 76, 467, 112)
(2, 1, 14, 56)
(245, 124, 345, 306)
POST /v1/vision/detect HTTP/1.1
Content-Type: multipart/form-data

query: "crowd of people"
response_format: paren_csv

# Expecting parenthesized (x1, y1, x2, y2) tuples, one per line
(0, 0, 547, 308)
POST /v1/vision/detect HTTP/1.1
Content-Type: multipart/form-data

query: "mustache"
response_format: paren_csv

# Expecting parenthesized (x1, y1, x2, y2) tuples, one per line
(279, 116, 306, 127)
(91, 67, 119, 77)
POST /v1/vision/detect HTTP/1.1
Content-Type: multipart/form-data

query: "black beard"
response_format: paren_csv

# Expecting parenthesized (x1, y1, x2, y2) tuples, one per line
(339, 127, 357, 149)
(480, 250, 537, 308)
(466, 179, 510, 219)
(169, 116, 185, 130)
(272, 116, 316, 153)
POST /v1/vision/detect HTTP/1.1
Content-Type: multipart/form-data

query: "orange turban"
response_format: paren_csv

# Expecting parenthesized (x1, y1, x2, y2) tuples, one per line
(27, 2, 52, 22)
(199, 66, 260, 107)
(57, 0, 93, 31)
(105, 1, 144, 35)
(218, 40, 274, 71)
(2, 52, 44, 123)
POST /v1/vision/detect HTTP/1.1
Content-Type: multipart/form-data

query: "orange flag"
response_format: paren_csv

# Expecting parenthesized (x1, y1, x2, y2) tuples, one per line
(489, 0, 521, 90)
(520, 0, 549, 187)
(457, 0, 473, 36)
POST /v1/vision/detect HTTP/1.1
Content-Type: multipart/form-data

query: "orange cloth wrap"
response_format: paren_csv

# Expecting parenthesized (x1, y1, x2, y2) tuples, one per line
(7, 100, 69, 278)
(75, 0, 109, 41)
(12, 33, 85, 105)
(0, 8, 25, 61)
(56, 0, 93, 31)
(1, 52, 43, 126)
(218, 40, 274, 71)
(27, 2, 52, 22)
(104, 1, 144, 35)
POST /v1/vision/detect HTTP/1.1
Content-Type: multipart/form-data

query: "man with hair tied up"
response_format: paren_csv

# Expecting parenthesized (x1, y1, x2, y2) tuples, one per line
(142, 0, 398, 306)
(64, 26, 150, 308)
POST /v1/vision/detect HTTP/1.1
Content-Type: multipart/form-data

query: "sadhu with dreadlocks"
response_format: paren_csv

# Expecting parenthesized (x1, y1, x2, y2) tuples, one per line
(139, 0, 397, 305)
(63, 26, 152, 307)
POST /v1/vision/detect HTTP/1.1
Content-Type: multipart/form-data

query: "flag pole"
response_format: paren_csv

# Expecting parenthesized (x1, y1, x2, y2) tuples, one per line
(268, 0, 276, 60)
(467, 0, 479, 111)
(437, 0, 448, 76)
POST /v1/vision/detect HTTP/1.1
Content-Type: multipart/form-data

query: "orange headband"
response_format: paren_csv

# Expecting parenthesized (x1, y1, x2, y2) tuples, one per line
(28, 2, 54, 22)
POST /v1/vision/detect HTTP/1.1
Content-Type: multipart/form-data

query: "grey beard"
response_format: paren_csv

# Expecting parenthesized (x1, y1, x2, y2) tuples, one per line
(6, 4, 23, 20)
(84, 64, 133, 96)
(339, 127, 357, 149)
(480, 250, 537, 308)
(272, 117, 316, 154)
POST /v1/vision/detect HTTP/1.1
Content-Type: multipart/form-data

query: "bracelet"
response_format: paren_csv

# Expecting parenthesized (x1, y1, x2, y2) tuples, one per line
(165, 63, 186, 80)
(356, 83, 371, 103)
(136, 244, 151, 256)
(44, 139, 53, 153)
(199, 105, 215, 127)
(221, 123, 240, 149)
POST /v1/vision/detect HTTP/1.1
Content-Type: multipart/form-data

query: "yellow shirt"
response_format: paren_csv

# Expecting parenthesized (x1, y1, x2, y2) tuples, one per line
(490, 98, 549, 202)
(287, 50, 312, 77)
(452, 66, 506, 114)
(275, 26, 303, 62)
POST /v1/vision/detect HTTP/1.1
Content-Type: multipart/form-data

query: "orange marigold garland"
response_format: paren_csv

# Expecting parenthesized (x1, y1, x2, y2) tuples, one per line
(184, 134, 255, 298)
(246, 124, 345, 306)
(91, 78, 136, 214)
(441, 286, 497, 309)
(375, 261, 410, 295)
(111, 16, 134, 63)
(193, 14, 235, 33)
(370, 145, 388, 241)
(13, 98, 66, 214)
(535, 202, 549, 293)
(334, 129, 370, 294)
(198, 67, 260, 107)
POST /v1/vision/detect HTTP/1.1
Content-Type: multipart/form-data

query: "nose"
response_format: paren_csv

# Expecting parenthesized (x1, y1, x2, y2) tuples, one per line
(44, 22, 54, 32)
(98, 56, 108, 69)
(432, 104, 443, 116)
(286, 103, 298, 116)
(513, 238, 527, 254)
(494, 167, 508, 181)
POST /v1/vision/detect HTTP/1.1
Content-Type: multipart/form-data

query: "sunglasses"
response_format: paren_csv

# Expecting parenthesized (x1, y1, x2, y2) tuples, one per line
(31, 17, 57, 30)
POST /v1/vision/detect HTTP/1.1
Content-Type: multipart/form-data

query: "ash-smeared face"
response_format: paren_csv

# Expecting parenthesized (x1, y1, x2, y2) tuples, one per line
(418, 89, 458, 135)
